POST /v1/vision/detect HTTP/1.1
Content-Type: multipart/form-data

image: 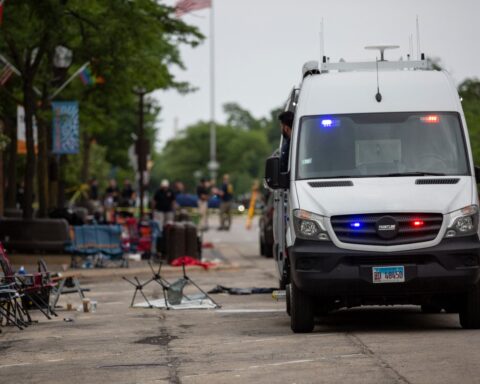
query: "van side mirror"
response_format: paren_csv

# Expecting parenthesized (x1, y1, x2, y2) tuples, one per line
(475, 166, 480, 182)
(265, 156, 289, 189)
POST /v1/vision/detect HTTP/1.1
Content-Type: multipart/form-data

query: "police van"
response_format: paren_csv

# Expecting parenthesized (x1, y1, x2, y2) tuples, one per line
(265, 46, 480, 333)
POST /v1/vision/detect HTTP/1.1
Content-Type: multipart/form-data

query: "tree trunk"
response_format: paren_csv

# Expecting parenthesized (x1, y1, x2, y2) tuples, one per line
(36, 116, 49, 217)
(22, 77, 37, 219)
(0, 119, 4, 217)
(5, 117, 17, 210)
(81, 132, 91, 183)
(57, 155, 67, 209)
(47, 108, 57, 210)
(48, 155, 58, 210)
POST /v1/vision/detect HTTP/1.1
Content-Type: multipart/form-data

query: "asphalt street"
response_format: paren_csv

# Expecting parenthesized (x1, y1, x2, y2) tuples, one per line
(1, 216, 480, 384)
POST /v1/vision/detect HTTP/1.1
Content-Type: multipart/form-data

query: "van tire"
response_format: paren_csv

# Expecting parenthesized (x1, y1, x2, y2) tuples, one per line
(279, 260, 289, 290)
(290, 280, 314, 333)
(459, 283, 480, 329)
(265, 243, 273, 258)
(259, 237, 265, 256)
(286, 283, 291, 316)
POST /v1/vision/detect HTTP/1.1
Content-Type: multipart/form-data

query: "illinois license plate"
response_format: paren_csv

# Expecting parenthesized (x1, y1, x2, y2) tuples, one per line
(372, 266, 405, 284)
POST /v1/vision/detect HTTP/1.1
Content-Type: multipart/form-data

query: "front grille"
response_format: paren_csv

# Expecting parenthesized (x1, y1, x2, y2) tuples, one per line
(330, 213, 443, 245)
(345, 254, 432, 265)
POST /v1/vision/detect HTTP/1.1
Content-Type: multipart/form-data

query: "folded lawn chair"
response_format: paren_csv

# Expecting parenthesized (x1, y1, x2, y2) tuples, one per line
(0, 243, 57, 320)
(0, 282, 30, 330)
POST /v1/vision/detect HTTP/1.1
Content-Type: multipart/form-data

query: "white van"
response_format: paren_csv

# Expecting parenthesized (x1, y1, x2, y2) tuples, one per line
(265, 47, 480, 333)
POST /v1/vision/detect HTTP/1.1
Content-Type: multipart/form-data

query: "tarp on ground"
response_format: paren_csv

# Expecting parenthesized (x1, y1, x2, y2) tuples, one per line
(133, 296, 217, 310)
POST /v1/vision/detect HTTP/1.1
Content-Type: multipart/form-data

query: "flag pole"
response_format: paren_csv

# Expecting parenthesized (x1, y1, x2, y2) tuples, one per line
(49, 61, 90, 101)
(208, 0, 218, 181)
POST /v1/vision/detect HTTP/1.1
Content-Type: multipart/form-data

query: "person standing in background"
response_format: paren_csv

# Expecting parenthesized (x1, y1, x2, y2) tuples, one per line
(217, 174, 234, 231)
(121, 179, 135, 207)
(278, 111, 294, 172)
(105, 179, 120, 205)
(89, 178, 99, 201)
(197, 178, 210, 231)
(153, 179, 176, 228)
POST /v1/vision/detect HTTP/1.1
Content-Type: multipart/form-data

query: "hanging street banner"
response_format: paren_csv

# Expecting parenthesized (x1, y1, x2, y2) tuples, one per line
(17, 105, 38, 154)
(52, 101, 79, 154)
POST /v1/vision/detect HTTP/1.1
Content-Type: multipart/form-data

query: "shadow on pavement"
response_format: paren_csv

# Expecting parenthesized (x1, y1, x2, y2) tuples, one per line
(315, 306, 461, 333)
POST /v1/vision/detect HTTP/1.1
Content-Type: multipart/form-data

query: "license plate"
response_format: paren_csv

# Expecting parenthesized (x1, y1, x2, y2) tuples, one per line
(372, 266, 405, 284)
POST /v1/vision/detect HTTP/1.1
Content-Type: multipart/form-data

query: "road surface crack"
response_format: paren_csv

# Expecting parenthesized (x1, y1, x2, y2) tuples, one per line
(346, 333, 412, 384)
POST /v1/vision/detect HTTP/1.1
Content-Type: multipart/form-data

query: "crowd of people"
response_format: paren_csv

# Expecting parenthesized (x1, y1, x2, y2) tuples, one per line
(86, 174, 234, 232)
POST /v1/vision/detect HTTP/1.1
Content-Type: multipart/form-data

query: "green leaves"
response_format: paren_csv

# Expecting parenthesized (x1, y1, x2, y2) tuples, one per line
(152, 105, 279, 194)
(0, 0, 204, 193)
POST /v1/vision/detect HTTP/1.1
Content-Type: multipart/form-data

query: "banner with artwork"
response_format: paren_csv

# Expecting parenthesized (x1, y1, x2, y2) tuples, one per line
(52, 101, 79, 154)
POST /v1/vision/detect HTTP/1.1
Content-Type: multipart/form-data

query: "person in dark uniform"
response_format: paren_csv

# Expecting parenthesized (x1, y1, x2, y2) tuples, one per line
(153, 179, 175, 228)
(121, 179, 135, 207)
(217, 174, 234, 230)
(278, 111, 294, 172)
(197, 178, 210, 231)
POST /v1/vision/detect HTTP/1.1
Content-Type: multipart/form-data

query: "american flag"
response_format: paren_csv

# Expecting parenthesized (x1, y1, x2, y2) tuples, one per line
(176, 0, 211, 17)
(0, 0, 4, 26)
(0, 63, 13, 86)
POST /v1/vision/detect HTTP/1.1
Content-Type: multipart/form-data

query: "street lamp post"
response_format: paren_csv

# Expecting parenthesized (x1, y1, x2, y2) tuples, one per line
(133, 87, 148, 218)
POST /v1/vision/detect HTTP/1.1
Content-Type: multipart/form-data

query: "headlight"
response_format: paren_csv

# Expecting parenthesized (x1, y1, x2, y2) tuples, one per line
(445, 205, 479, 238)
(293, 209, 330, 241)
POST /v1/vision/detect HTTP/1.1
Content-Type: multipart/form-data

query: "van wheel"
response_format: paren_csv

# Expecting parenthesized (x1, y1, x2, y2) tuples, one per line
(459, 283, 480, 329)
(290, 280, 314, 333)
(265, 243, 273, 258)
(286, 283, 291, 316)
(279, 261, 289, 289)
(259, 237, 265, 256)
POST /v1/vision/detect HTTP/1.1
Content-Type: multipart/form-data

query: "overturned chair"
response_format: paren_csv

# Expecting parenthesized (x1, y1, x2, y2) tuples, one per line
(123, 261, 219, 310)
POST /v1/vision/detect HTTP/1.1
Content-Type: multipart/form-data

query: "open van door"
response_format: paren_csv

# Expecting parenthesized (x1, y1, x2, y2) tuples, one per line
(266, 144, 289, 289)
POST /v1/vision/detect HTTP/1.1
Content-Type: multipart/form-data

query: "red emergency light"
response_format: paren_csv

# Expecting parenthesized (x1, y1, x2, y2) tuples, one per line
(412, 220, 424, 227)
(420, 115, 440, 124)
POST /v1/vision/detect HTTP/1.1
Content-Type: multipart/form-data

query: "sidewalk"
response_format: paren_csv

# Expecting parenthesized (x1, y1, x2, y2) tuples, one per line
(7, 215, 259, 282)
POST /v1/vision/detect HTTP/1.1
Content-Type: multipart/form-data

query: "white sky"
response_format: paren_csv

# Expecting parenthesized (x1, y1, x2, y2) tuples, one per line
(154, 0, 480, 148)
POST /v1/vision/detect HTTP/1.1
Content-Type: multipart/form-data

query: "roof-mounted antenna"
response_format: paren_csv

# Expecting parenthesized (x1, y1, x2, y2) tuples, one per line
(319, 18, 325, 62)
(409, 34, 413, 61)
(365, 45, 399, 61)
(416, 16, 421, 60)
(375, 58, 382, 103)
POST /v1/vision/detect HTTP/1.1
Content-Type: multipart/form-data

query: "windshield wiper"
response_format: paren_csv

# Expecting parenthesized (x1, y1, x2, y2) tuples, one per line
(375, 172, 446, 177)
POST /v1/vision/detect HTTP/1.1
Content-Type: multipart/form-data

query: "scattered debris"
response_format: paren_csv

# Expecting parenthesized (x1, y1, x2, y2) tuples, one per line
(208, 285, 278, 295)
(170, 256, 216, 270)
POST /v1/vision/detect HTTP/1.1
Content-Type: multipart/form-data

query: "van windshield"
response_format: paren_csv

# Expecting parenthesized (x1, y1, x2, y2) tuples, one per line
(296, 112, 469, 179)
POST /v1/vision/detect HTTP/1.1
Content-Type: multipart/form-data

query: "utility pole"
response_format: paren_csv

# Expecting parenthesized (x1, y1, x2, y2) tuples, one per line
(133, 87, 148, 218)
(207, 0, 219, 182)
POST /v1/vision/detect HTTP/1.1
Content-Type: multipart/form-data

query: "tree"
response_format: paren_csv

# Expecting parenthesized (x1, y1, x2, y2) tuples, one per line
(223, 102, 263, 131)
(0, 0, 203, 216)
(152, 104, 280, 195)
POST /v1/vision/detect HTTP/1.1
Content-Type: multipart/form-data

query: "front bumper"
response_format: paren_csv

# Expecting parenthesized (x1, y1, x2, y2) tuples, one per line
(289, 236, 480, 298)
